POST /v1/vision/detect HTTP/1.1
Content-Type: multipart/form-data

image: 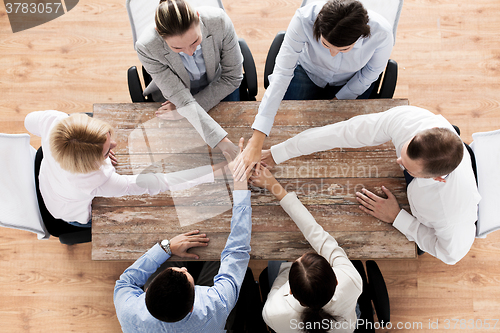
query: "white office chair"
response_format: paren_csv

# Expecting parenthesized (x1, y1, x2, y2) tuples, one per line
(264, 0, 404, 98)
(470, 129, 500, 238)
(0, 133, 92, 244)
(126, 0, 258, 102)
(0, 133, 48, 239)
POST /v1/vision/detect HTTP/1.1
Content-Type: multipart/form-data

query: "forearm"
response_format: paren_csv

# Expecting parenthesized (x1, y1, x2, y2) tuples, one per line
(393, 210, 475, 265)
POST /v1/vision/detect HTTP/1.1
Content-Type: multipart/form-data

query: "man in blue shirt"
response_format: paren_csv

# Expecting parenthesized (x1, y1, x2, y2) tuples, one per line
(113, 142, 252, 332)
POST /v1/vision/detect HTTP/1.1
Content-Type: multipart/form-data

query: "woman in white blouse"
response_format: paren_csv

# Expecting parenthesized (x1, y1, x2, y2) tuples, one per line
(26, 110, 219, 227)
(250, 167, 362, 333)
(235, 0, 393, 179)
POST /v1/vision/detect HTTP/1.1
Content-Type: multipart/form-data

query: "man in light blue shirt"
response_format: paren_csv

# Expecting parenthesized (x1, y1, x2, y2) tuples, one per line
(114, 147, 252, 332)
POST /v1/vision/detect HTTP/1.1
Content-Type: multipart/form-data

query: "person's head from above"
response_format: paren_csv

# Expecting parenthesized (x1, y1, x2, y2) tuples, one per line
(289, 252, 338, 331)
(398, 127, 464, 180)
(313, 0, 370, 57)
(155, 0, 201, 56)
(145, 266, 195, 322)
(49, 114, 116, 174)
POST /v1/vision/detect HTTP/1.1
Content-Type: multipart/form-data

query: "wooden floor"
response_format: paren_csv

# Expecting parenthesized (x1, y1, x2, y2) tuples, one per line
(0, 0, 499, 332)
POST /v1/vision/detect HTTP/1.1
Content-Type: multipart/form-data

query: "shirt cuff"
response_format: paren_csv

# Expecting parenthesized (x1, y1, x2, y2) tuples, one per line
(279, 191, 297, 208)
(233, 190, 251, 207)
(392, 209, 414, 238)
(270, 142, 290, 165)
(335, 85, 358, 100)
(251, 114, 273, 137)
(150, 243, 171, 263)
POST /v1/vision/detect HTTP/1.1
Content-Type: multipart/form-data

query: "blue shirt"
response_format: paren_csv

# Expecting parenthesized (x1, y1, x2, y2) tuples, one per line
(179, 44, 209, 95)
(113, 190, 252, 332)
(253, 1, 394, 136)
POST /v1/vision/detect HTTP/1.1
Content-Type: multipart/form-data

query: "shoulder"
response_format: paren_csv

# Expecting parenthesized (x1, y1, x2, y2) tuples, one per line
(198, 6, 228, 26)
(136, 24, 163, 51)
(367, 10, 393, 40)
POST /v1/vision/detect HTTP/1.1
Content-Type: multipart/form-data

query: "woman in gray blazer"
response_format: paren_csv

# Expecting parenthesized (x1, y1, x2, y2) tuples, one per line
(136, 0, 243, 151)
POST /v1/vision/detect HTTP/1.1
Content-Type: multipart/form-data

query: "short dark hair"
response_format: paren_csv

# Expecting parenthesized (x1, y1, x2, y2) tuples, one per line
(313, 0, 370, 47)
(155, 0, 199, 38)
(407, 128, 464, 177)
(289, 252, 338, 333)
(145, 268, 195, 322)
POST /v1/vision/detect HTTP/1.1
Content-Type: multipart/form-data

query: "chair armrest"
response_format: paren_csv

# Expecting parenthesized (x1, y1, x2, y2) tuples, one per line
(264, 31, 286, 89)
(58, 229, 92, 245)
(127, 66, 146, 103)
(378, 59, 398, 99)
(238, 38, 258, 99)
(366, 260, 390, 325)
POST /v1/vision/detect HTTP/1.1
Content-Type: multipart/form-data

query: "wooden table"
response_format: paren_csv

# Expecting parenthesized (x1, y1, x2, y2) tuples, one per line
(92, 99, 416, 261)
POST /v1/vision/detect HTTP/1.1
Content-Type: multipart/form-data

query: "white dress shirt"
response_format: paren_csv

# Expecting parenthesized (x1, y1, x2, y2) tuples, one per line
(270, 106, 481, 265)
(262, 192, 362, 333)
(253, 1, 394, 136)
(179, 44, 209, 95)
(25, 110, 214, 223)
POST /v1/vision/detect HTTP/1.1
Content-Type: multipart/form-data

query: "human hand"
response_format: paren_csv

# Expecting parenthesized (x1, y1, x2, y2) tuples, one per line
(233, 131, 266, 181)
(156, 101, 185, 120)
(250, 164, 287, 200)
(225, 138, 250, 190)
(261, 149, 276, 168)
(216, 137, 239, 161)
(249, 164, 276, 190)
(356, 186, 400, 223)
(169, 230, 210, 259)
(108, 150, 118, 166)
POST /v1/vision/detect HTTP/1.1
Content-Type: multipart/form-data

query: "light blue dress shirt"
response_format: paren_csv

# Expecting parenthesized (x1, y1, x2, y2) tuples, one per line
(253, 1, 394, 136)
(179, 44, 209, 95)
(113, 190, 252, 332)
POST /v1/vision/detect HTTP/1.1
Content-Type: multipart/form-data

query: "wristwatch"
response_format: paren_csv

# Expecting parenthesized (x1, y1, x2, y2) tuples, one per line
(160, 239, 172, 256)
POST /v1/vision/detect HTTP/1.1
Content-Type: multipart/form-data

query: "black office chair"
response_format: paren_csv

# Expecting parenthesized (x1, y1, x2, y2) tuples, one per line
(34, 147, 92, 245)
(128, 37, 258, 103)
(259, 260, 390, 333)
(263, 30, 398, 99)
(126, 0, 257, 103)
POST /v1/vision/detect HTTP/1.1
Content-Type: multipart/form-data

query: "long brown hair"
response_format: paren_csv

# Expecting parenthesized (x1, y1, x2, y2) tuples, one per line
(289, 252, 339, 333)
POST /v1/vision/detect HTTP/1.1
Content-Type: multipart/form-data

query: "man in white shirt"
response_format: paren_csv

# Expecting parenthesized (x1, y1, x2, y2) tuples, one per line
(262, 106, 481, 265)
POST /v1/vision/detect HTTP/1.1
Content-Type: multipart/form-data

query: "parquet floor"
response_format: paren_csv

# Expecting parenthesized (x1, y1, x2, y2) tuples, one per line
(0, 0, 499, 332)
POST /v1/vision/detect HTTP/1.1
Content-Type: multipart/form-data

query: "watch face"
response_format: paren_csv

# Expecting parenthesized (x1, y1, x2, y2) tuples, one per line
(161, 239, 169, 247)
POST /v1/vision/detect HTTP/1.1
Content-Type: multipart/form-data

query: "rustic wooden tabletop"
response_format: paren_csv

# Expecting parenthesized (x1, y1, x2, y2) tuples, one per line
(92, 99, 416, 261)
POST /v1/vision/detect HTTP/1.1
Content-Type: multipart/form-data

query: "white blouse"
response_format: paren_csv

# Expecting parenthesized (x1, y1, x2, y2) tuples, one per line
(25, 110, 214, 223)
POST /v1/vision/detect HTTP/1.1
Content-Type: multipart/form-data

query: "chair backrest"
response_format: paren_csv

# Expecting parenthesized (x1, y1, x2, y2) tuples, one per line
(470, 129, 500, 238)
(300, 0, 403, 45)
(126, 0, 225, 48)
(0, 133, 49, 239)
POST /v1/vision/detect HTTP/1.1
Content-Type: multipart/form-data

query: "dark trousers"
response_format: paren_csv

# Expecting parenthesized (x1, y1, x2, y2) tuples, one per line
(283, 65, 376, 101)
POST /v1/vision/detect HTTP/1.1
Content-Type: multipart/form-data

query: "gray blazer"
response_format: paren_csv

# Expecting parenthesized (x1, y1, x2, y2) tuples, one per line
(136, 7, 243, 148)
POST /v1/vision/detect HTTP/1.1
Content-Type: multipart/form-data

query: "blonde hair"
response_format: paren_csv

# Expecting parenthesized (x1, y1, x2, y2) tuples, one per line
(49, 113, 113, 174)
(155, 0, 199, 37)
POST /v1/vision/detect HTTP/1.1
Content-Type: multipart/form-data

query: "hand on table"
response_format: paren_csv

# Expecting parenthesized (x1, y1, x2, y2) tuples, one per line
(170, 230, 210, 260)
(356, 186, 400, 223)
(156, 101, 185, 120)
